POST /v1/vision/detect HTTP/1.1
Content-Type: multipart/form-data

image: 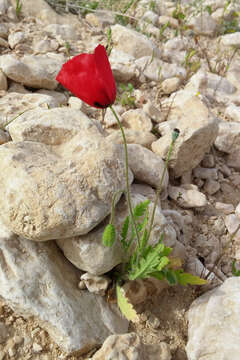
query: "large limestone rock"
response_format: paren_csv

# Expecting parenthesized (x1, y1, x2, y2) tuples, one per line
(0, 108, 130, 241)
(111, 24, 160, 59)
(0, 54, 64, 90)
(186, 277, 240, 360)
(214, 121, 240, 153)
(10, 0, 79, 26)
(7, 107, 95, 144)
(0, 224, 128, 354)
(109, 49, 138, 81)
(91, 333, 171, 360)
(152, 95, 219, 177)
(57, 185, 186, 275)
(0, 92, 66, 130)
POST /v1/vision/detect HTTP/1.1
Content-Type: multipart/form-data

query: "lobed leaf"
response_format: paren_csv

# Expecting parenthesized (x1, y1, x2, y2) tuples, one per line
(116, 283, 138, 322)
(102, 224, 116, 247)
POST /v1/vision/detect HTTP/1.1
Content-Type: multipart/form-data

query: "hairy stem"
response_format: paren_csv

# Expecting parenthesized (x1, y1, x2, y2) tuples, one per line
(109, 105, 141, 251)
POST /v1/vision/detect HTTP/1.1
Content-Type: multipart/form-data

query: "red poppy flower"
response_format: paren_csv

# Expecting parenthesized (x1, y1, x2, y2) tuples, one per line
(56, 44, 116, 108)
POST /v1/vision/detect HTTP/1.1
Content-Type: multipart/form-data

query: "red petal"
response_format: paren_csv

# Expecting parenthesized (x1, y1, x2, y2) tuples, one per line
(56, 45, 116, 108)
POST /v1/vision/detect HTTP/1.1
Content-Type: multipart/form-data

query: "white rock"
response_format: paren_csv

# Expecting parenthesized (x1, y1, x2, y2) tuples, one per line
(188, 12, 217, 36)
(152, 96, 219, 177)
(214, 121, 240, 153)
(127, 144, 168, 194)
(0, 23, 8, 38)
(142, 10, 159, 26)
(0, 109, 129, 240)
(186, 277, 240, 360)
(0, 0, 10, 14)
(0, 230, 128, 354)
(33, 39, 59, 54)
(163, 36, 188, 64)
(8, 31, 25, 49)
(45, 23, 79, 41)
(103, 106, 123, 128)
(158, 15, 178, 28)
(111, 24, 160, 59)
(225, 103, 240, 122)
(109, 49, 137, 82)
(168, 184, 207, 208)
(161, 77, 181, 94)
(215, 202, 234, 215)
(85, 10, 115, 28)
(107, 129, 157, 149)
(142, 101, 162, 122)
(0, 92, 65, 129)
(80, 273, 111, 296)
(91, 333, 171, 360)
(0, 36, 8, 48)
(121, 109, 152, 132)
(186, 69, 237, 104)
(236, 203, 240, 218)
(0, 54, 64, 90)
(68, 96, 83, 110)
(221, 32, 240, 48)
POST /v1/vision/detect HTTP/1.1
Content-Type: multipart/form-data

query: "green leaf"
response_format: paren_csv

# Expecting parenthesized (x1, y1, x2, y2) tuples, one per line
(232, 260, 240, 276)
(165, 269, 178, 285)
(149, 271, 165, 281)
(116, 283, 138, 322)
(102, 224, 116, 247)
(175, 270, 207, 285)
(133, 200, 150, 218)
(128, 240, 167, 280)
(157, 256, 169, 271)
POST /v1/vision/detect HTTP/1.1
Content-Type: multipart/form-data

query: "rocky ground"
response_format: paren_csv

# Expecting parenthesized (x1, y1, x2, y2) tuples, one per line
(0, 0, 239, 359)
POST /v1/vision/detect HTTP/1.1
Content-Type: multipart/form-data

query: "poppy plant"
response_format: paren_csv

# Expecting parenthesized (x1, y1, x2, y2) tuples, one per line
(56, 44, 116, 108)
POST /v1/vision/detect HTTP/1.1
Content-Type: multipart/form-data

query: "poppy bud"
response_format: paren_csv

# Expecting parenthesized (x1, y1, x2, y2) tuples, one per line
(56, 44, 116, 108)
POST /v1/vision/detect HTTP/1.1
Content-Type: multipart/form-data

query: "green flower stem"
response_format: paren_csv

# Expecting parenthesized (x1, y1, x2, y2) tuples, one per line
(109, 105, 141, 250)
(147, 131, 178, 243)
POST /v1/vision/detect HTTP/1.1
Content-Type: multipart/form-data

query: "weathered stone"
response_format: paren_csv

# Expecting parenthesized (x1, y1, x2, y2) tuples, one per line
(85, 10, 115, 28)
(152, 96, 218, 177)
(0, 225, 128, 354)
(45, 23, 79, 41)
(111, 24, 160, 59)
(186, 69, 237, 104)
(221, 32, 240, 48)
(8, 107, 93, 144)
(188, 12, 217, 36)
(158, 15, 178, 28)
(186, 277, 240, 360)
(225, 103, 240, 122)
(203, 179, 220, 195)
(16, 0, 79, 26)
(168, 184, 207, 208)
(57, 187, 185, 275)
(163, 36, 188, 64)
(80, 273, 111, 296)
(33, 39, 59, 54)
(215, 202, 234, 215)
(121, 109, 153, 132)
(8, 31, 25, 48)
(143, 101, 162, 122)
(127, 144, 168, 193)
(214, 121, 240, 153)
(193, 167, 218, 180)
(91, 333, 171, 360)
(0, 54, 64, 90)
(161, 77, 181, 94)
(107, 129, 157, 149)
(109, 49, 137, 82)
(0, 92, 65, 130)
(0, 23, 8, 39)
(0, 110, 129, 240)
(142, 10, 159, 26)
(0, 0, 10, 14)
